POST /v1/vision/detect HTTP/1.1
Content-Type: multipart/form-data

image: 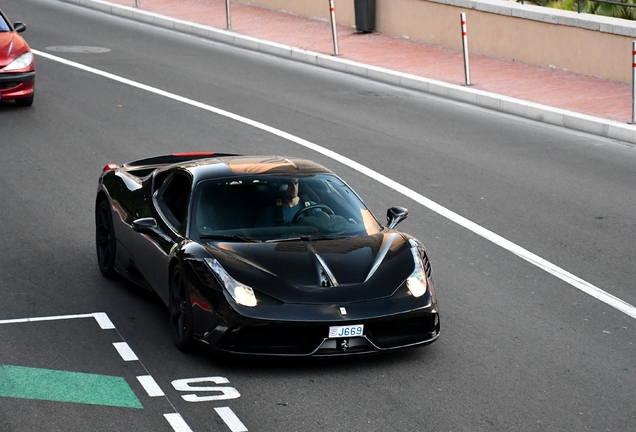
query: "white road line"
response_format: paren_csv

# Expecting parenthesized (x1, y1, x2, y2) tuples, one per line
(137, 375, 165, 397)
(113, 342, 139, 361)
(0, 312, 120, 328)
(92, 312, 116, 329)
(31, 50, 636, 321)
(215, 407, 249, 432)
(164, 413, 194, 432)
(0, 313, 94, 325)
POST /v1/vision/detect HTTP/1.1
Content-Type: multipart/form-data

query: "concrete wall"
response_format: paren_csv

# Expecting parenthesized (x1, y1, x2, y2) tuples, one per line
(241, 0, 636, 83)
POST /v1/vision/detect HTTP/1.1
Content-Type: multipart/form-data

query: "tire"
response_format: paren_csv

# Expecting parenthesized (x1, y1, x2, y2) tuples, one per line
(169, 265, 194, 350)
(14, 93, 34, 107)
(95, 199, 117, 278)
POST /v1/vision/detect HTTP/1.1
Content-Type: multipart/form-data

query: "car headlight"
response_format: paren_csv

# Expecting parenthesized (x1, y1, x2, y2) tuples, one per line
(204, 257, 257, 307)
(406, 246, 428, 298)
(3, 52, 34, 71)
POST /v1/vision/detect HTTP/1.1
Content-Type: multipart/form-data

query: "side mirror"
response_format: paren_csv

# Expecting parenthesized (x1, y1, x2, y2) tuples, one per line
(13, 22, 26, 33)
(133, 217, 158, 233)
(386, 206, 408, 229)
(133, 217, 172, 242)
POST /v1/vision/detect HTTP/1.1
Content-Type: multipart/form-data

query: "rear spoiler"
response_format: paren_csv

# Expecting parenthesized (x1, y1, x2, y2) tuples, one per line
(120, 151, 239, 170)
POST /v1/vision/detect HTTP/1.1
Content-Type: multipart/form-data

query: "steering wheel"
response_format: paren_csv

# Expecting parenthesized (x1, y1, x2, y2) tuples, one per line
(291, 204, 335, 224)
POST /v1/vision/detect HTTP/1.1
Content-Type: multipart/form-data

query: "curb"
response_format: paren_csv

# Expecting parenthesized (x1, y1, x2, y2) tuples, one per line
(59, 0, 636, 145)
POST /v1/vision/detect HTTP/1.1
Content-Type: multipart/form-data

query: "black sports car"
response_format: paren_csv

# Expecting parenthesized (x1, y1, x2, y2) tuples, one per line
(95, 153, 440, 356)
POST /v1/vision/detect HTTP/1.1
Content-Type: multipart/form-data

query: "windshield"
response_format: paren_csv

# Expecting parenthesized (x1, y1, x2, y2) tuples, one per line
(0, 14, 10, 32)
(191, 173, 382, 241)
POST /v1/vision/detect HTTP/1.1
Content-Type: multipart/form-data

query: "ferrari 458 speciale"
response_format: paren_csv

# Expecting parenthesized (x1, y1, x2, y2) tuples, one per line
(96, 153, 440, 356)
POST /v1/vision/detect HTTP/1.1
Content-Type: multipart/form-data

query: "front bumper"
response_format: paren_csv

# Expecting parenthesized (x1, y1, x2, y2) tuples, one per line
(185, 258, 440, 357)
(193, 290, 440, 356)
(0, 71, 35, 99)
(211, 309, 440, 356)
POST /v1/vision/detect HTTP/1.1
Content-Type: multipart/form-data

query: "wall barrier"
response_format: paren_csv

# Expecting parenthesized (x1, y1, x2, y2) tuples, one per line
(240, 0, 636, 84)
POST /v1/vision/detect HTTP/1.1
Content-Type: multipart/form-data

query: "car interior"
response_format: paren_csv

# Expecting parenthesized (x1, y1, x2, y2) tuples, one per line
(192, 175, 368, 239)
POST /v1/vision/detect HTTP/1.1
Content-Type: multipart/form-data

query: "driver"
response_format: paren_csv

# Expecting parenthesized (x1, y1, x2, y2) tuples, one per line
(255, 178, 320, 226)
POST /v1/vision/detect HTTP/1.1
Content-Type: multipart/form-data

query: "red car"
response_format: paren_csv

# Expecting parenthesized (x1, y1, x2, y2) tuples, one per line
(0, 9, 35, 106)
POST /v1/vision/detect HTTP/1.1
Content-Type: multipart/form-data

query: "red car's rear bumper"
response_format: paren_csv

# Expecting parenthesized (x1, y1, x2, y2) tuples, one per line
(0, 71, 35, 100)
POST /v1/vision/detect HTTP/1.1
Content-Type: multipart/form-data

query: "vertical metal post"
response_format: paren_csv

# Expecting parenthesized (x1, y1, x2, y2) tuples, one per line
(632, 42, 636, 124)
(135, 0, 140, 7)
(226, 0, 231, 30)
(460, 13, 471, 86)
(329, 0, 340, 56)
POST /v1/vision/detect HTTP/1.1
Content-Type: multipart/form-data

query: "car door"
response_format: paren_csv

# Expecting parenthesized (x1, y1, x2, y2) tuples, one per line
(132, 170, 192, 305)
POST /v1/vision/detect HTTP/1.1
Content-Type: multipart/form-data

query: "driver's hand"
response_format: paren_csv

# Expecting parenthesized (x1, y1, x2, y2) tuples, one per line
(316, 210, 331, 219)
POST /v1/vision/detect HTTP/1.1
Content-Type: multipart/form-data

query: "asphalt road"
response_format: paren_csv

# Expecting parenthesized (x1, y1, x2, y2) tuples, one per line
(0, 0, 635, 431)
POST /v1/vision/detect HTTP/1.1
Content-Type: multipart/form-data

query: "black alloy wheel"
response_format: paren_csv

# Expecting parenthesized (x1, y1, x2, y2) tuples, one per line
(96, 199, 117, 278)
(169, 265, 194, 350)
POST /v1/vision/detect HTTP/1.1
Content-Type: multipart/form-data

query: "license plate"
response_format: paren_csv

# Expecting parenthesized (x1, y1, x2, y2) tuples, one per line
(328, 324, 364, 338)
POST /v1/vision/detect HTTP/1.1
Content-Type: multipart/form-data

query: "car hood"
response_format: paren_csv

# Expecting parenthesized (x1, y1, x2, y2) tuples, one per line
(0, 32, 29, 67)
(205, 232, 415, 304)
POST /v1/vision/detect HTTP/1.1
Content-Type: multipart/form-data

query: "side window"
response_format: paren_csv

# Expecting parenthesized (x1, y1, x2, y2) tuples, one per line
(155, 173, 191, 233)
(153, 170, 172, 193)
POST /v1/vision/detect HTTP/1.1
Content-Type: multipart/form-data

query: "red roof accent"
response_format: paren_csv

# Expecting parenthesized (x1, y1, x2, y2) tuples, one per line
(102, 163, 120, 173)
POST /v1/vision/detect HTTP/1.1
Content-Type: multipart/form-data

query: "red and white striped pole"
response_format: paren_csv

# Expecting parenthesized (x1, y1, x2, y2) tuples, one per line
(632, 42, 636, 124)
(460, 13, 471, 86)
(329, 0, 340, 56)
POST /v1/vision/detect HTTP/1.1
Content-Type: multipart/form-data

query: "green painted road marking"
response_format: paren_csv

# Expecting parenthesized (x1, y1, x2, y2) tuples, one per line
(0, 365, 143, 408)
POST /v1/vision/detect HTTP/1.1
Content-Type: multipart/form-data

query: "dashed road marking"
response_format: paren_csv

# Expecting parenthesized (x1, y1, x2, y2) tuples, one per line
(215, 407, 248, 432)
(113, 342, 139, 361)
(164, 413, 194, 432)
(137, 375, 166, 397)
(93, 312, 116, 329)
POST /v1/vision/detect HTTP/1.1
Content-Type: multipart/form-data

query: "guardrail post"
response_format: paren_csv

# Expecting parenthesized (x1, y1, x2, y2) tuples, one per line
(226, 0, 232, 30)
(329, 0, 340, 56)
(460, 13, 471, 86)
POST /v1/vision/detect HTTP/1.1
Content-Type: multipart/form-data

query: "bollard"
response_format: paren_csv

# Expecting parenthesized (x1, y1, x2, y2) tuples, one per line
(460, 13, 471, 86)
(632, 42, 636, 124)
(329, 0, 340, 56)
(135, 0, 140, 7)
(226, 0, 231, 30)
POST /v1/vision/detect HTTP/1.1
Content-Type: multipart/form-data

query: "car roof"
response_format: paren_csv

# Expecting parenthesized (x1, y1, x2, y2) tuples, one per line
(178, 155, 334, 182)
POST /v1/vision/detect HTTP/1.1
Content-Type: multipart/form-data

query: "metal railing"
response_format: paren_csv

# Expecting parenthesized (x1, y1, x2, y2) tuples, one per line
(576, 0, 636, 12)
(520, 0, 636, 13)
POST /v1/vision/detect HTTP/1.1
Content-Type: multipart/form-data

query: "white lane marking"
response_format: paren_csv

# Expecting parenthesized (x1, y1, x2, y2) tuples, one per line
(92, 312, 116, 329)
(164, 413, 194, 432)
(31, 50, 636, 321)
(137, 375, 166, 397)
(113, 342, 139, 361)
(215, 407, 249, 432)
(0, 313, 94, 325)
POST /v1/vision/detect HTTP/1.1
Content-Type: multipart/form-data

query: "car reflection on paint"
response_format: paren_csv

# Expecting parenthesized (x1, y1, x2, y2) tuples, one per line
(0, 9, 35, 106)
(96, 153, 440, 357)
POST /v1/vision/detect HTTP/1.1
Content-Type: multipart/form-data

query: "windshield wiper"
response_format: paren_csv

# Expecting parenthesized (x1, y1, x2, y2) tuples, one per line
(200, 234, 256, 242)
(265, 235, 313, 243)
(307, 234, 351, 241)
